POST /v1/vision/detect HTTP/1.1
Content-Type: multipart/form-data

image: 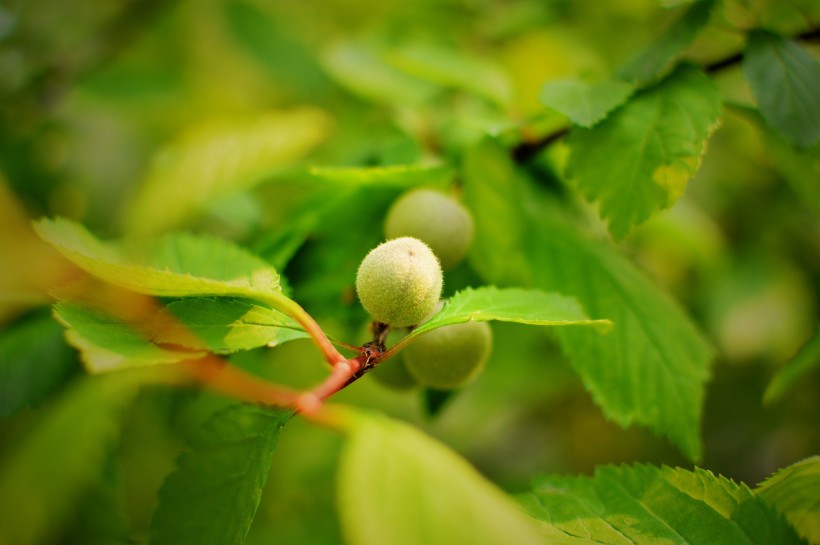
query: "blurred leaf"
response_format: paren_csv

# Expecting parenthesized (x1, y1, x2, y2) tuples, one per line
(156, 297, 309, 353)
(742, 30, 820, 149)
(0, 313, 76, 418)
(61, 454, 132, 545)
(462, 142, 532, 286)
(540, 78, 635, 127)
(35, 218, 301, 317)
(0, 367, 176, 545)
(520, 464, 805, 545)
(54, 302, 203, 373)
(387, 42, 513, 106)
(568, 64, 722, 239)
(224, 1, 328, 95)
(124, 108, 332, 234)
(334, 408, 544, 545)
(464, 140, 712, 460)
(756, 456, 820, 543)
(322, 41, 439, 106)
(764, 327, 820, 404)
(618, 0, 716, 85)
(255, 164, 451, 270)
(308, 163, 453, 187)
(765, 131, 820, 215)
(422, 388, 456, 418)
(405, 287, 611, 343)
(151, 404, 290, 545)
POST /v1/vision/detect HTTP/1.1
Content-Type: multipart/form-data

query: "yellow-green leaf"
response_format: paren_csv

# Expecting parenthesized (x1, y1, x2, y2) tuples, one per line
(125, 108, 331, 234)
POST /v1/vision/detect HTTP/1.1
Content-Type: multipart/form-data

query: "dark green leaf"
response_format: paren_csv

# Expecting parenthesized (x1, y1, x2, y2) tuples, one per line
(0, 313, 76, 418)
(335, 408, 544, 545)
(0, 368, 175, 545)
(568, 64, 722, 239)
(756, 456, 820, 543)
(540, 78, 635, 127)
(61, 454, 132, 545)
(151, 404, 290, 545)
(422, 388, 456, 418)
(618, 0, 716, 85)
(464, 139, 712, 460)
(520, 464, 805, 545)
(742, 29, 820, 149)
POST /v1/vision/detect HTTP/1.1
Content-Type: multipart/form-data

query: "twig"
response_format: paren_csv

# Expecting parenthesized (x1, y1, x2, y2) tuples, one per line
(181, 356, 299, 406)
(265, 294, 348, 366)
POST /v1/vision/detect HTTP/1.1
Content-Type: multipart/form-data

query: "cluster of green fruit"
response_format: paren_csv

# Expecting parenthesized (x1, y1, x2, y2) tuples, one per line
(355, 188, 492, 391)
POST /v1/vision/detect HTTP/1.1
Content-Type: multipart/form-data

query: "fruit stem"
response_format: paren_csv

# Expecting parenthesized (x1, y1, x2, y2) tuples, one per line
(181, 356, 299, 406)
(264, 294, 348, 367)
(296, 356, 365, 414)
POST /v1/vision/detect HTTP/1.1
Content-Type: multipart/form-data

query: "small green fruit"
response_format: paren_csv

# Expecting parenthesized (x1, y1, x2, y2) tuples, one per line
(403, 320, 492, 389)
(355, 237, 443, 327)
(384, 189, 474, 270)
(370, 357, 419, 391)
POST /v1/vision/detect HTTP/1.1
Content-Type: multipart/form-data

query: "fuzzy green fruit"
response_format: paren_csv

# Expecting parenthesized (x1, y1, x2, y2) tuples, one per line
(355, 237, 443, 327)
(384, 189, 474, 270)
(403, 320, 492, 389)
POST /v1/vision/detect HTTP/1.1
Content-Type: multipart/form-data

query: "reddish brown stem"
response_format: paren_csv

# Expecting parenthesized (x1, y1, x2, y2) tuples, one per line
(292, 309, 347, 366)
(296, 356, 365, 414)
(181, 356, 299, 407)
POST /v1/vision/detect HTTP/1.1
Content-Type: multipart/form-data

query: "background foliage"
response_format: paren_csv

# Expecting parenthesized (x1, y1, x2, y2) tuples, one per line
(1, 0, 818, 544)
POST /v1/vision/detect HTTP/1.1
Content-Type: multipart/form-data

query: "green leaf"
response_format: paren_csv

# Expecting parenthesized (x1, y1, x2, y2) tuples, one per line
(540, 78, 635, 127)
(62, 454, 132, 545)
(155, 297, 309, 353)
(308, 163, 454, 187)
(322, 41, 439, 106)
(764, 326, 820, 404)
(0, 367, 175, 545)
(568, 64, 722, 239)
(0, 313, 77, 418)
(124, 108, 332, 234)
(742, 29, 820, 149)
(34, 218, 300, 317)
(254, 164, 451, 269)
(520, 464, 805, 545)
(408, 286, 611, 340)
(54, 302, 204, 373)
(618, 0, 716, 85)
(151, 404, 289, 545)
(334, 408, 544, 545)
(464, 139, 712, 460)
(390, 286, 611, 363)
(756, 456, 820, 543)
(224, 1, 327, 95)
(462, 142, 532, 287)
(387, 42, 513, 106)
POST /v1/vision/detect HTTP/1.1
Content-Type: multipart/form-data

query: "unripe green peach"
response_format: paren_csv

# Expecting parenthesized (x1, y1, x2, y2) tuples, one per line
(370, 357, 419, 391)
(355, 237, 443, 327)
(384, 189, 474, 270)
(403, 320, 492, 389)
